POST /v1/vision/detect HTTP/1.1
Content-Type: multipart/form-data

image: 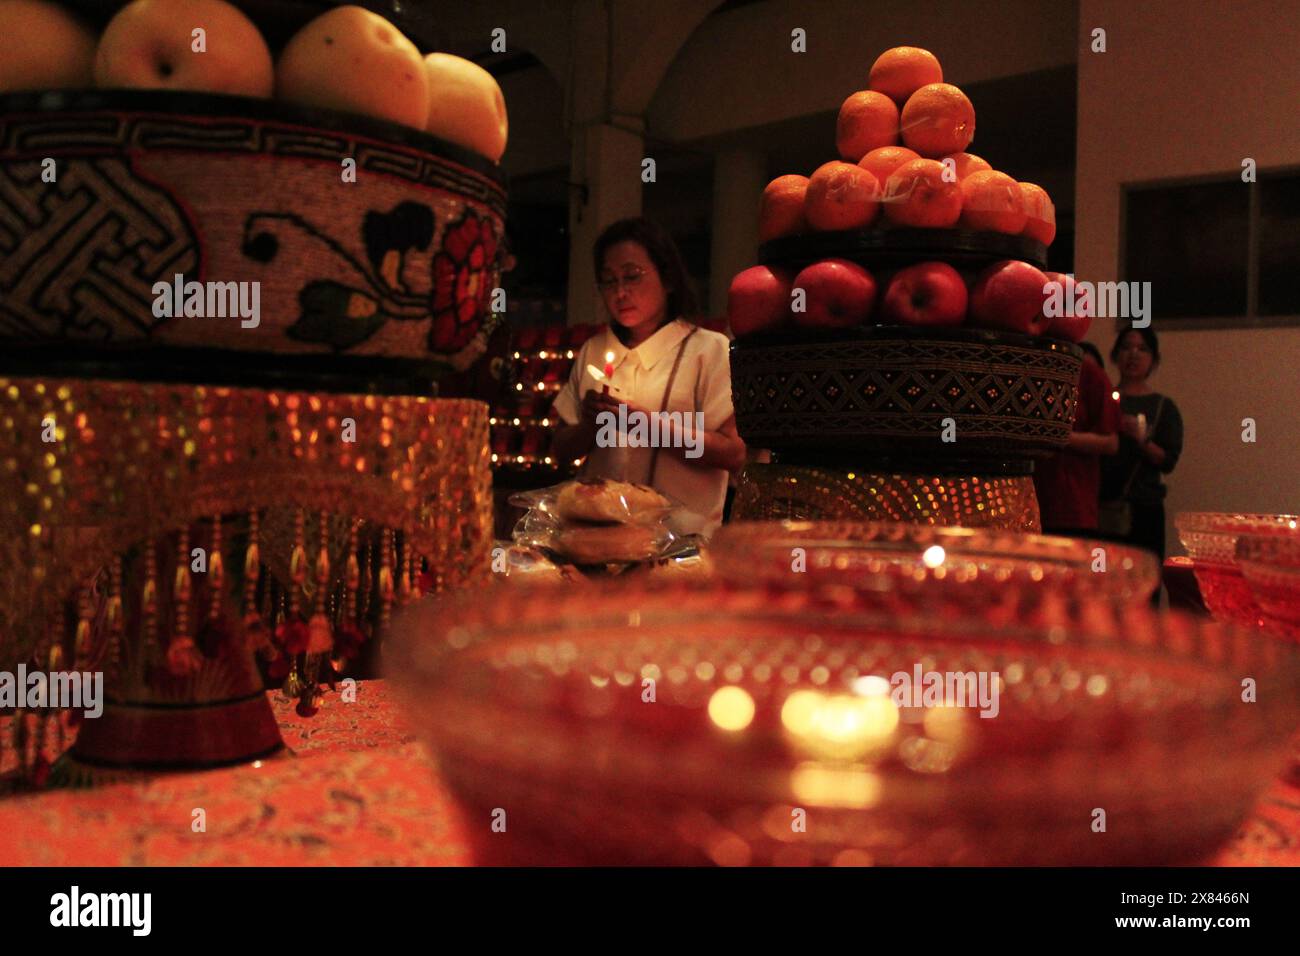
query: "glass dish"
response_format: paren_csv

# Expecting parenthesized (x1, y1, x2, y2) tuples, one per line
(1236, 529, 1300, 641)
(710, 520, 1160, 606)
(1176, 513, 1300, 627)
(388, 580, 1300, 866)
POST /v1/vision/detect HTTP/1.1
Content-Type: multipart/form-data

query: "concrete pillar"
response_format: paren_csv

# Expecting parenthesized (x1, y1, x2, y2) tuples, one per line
(566, 119, 645, 327)
(707, 148, 767, 319)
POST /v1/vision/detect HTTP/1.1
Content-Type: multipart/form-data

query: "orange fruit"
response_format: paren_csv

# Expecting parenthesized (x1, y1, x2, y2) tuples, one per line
(804, 161, 881, 231)
(868, 46, 943, 105)
(959, 170, 1026, 234)
(943, 151, 992, 181)
(835, 90, 899, 162)
(1019, 182, 1056, 245)
(882, 158, 962, 228)
(277, 5, 429, 128)
(758, 174, 810, 241)
(424, 53, 509, 162)
(900, 83, 975, 158)
(0, 0, 96, 92)
(858, 145, 919, 186)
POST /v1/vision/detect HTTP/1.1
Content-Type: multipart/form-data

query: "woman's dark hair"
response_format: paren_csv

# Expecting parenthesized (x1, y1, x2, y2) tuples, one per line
(1110, 324, 1160, 365)
(1077, 341, 1104, 366)
(593, 217, 699, 335)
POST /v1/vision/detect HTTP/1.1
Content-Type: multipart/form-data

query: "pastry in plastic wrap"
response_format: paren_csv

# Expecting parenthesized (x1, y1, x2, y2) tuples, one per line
(489, 543, 588, 586)
(508, 479, 682, 568)
(553, 478, 671, 524)
(551, 522, 667, 565)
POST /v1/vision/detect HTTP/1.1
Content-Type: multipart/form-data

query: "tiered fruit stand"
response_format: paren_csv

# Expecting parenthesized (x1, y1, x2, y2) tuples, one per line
(731, 228, 1082, 530)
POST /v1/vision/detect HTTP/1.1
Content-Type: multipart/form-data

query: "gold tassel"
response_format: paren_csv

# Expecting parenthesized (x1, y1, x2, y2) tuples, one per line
(209, 514, 224, 623)
(167, 528, 200, 677)
(378, 527, 395, 639)
(107, 555, 124, 681)
(345, 520, 361, 621)
(142, 541, 158, 667)
(288, 508, 306, 618)
(73, 583, 93, 669)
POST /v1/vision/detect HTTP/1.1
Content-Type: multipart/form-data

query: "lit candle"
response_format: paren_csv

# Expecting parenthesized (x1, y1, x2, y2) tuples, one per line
(603, 350, 615, 395)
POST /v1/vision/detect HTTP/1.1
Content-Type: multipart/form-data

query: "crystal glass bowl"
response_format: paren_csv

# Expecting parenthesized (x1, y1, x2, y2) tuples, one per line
(1236, 529, 1300, 641)
(710, 520, 1160, 606)
(1176, 513, 1300, 627)
(389, 581, 1300, 865)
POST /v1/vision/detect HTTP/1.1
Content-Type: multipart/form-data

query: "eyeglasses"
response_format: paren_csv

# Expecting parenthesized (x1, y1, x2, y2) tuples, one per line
(597, 268, 646, 293)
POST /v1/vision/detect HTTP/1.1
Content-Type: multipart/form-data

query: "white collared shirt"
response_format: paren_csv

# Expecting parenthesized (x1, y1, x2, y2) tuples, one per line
(552, 319, 735, 536)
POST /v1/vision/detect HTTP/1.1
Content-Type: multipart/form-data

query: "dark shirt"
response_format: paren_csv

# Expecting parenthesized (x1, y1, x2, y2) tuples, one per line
(1099, 392, 1183, 503)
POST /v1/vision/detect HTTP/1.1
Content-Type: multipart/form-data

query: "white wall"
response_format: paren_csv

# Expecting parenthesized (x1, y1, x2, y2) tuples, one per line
(1076, 0, 1300, 553)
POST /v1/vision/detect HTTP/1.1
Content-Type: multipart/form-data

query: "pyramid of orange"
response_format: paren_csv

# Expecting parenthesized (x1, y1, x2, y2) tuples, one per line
(756, 46, 1055, 248)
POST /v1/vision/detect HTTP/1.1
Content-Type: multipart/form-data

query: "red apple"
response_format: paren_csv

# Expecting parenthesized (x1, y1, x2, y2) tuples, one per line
(880, 261, 967, 327)
(727, 265, 794, 339)
(1042, 271, 1092, 342)
(792, 259, 877, 329)
(968, 259, 1050, 336)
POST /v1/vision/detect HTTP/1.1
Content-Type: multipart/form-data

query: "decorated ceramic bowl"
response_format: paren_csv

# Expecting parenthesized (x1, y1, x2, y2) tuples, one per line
(710, 520, 1160, 605)
(1176, 513, 1300, 628)
(389, 580, 1300, 865)
(0, 89, 506, 394)
(730, 326, 1081, 465)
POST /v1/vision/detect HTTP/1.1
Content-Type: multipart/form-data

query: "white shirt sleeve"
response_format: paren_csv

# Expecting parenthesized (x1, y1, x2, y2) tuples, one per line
(692, 330, 735, 431)
(551, 337, 590, 426)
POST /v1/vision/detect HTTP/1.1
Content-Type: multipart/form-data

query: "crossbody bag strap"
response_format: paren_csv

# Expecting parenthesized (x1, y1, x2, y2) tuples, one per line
(647, 327, 698, 489)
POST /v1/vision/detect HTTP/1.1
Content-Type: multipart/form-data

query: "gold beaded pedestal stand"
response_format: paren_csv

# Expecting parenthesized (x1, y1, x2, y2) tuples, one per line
(0, 378, 492, 787)
(731, 465, 1042, 531)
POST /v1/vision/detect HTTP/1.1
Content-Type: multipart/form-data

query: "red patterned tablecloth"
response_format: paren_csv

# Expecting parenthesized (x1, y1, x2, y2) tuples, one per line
(0, 680, 1297, 866)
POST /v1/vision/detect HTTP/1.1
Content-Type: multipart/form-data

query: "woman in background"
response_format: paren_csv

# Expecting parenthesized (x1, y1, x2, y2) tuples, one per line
(551, 218, 745, 535)
(1099, 325, 1184, 578)
(1033, 340, 1119, 536)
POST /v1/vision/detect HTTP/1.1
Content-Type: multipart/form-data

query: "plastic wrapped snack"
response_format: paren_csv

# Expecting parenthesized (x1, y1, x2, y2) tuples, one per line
(488, 542, 589, 587)
(509, 477, 674, 524)
(509, 479, 682, 568)
(555, 478, 672, 523)
(551, 522, 669, 564)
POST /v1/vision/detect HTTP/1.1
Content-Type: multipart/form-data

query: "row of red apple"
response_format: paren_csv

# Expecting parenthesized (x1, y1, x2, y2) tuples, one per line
(728, 259, 1091, 342)
(0, 0, 507, 162)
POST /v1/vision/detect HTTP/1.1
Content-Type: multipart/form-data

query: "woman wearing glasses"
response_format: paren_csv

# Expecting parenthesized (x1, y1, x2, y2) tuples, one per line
(551, 218, 746, 535)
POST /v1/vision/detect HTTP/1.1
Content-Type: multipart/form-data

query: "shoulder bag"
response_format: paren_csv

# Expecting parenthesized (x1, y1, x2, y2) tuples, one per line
(1098, 395, 1166, 537)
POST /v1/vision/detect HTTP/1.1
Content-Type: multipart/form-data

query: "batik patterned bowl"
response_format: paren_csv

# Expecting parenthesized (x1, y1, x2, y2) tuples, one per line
(0, 90, 506, 393)
(1176, 513, 1300, 628)
(730, 326, 1081, 465)
(389, 580, 1300, 866)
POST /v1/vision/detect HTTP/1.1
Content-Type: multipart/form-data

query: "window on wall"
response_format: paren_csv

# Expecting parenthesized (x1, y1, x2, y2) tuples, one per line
(1121, 168, 1300, 327)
